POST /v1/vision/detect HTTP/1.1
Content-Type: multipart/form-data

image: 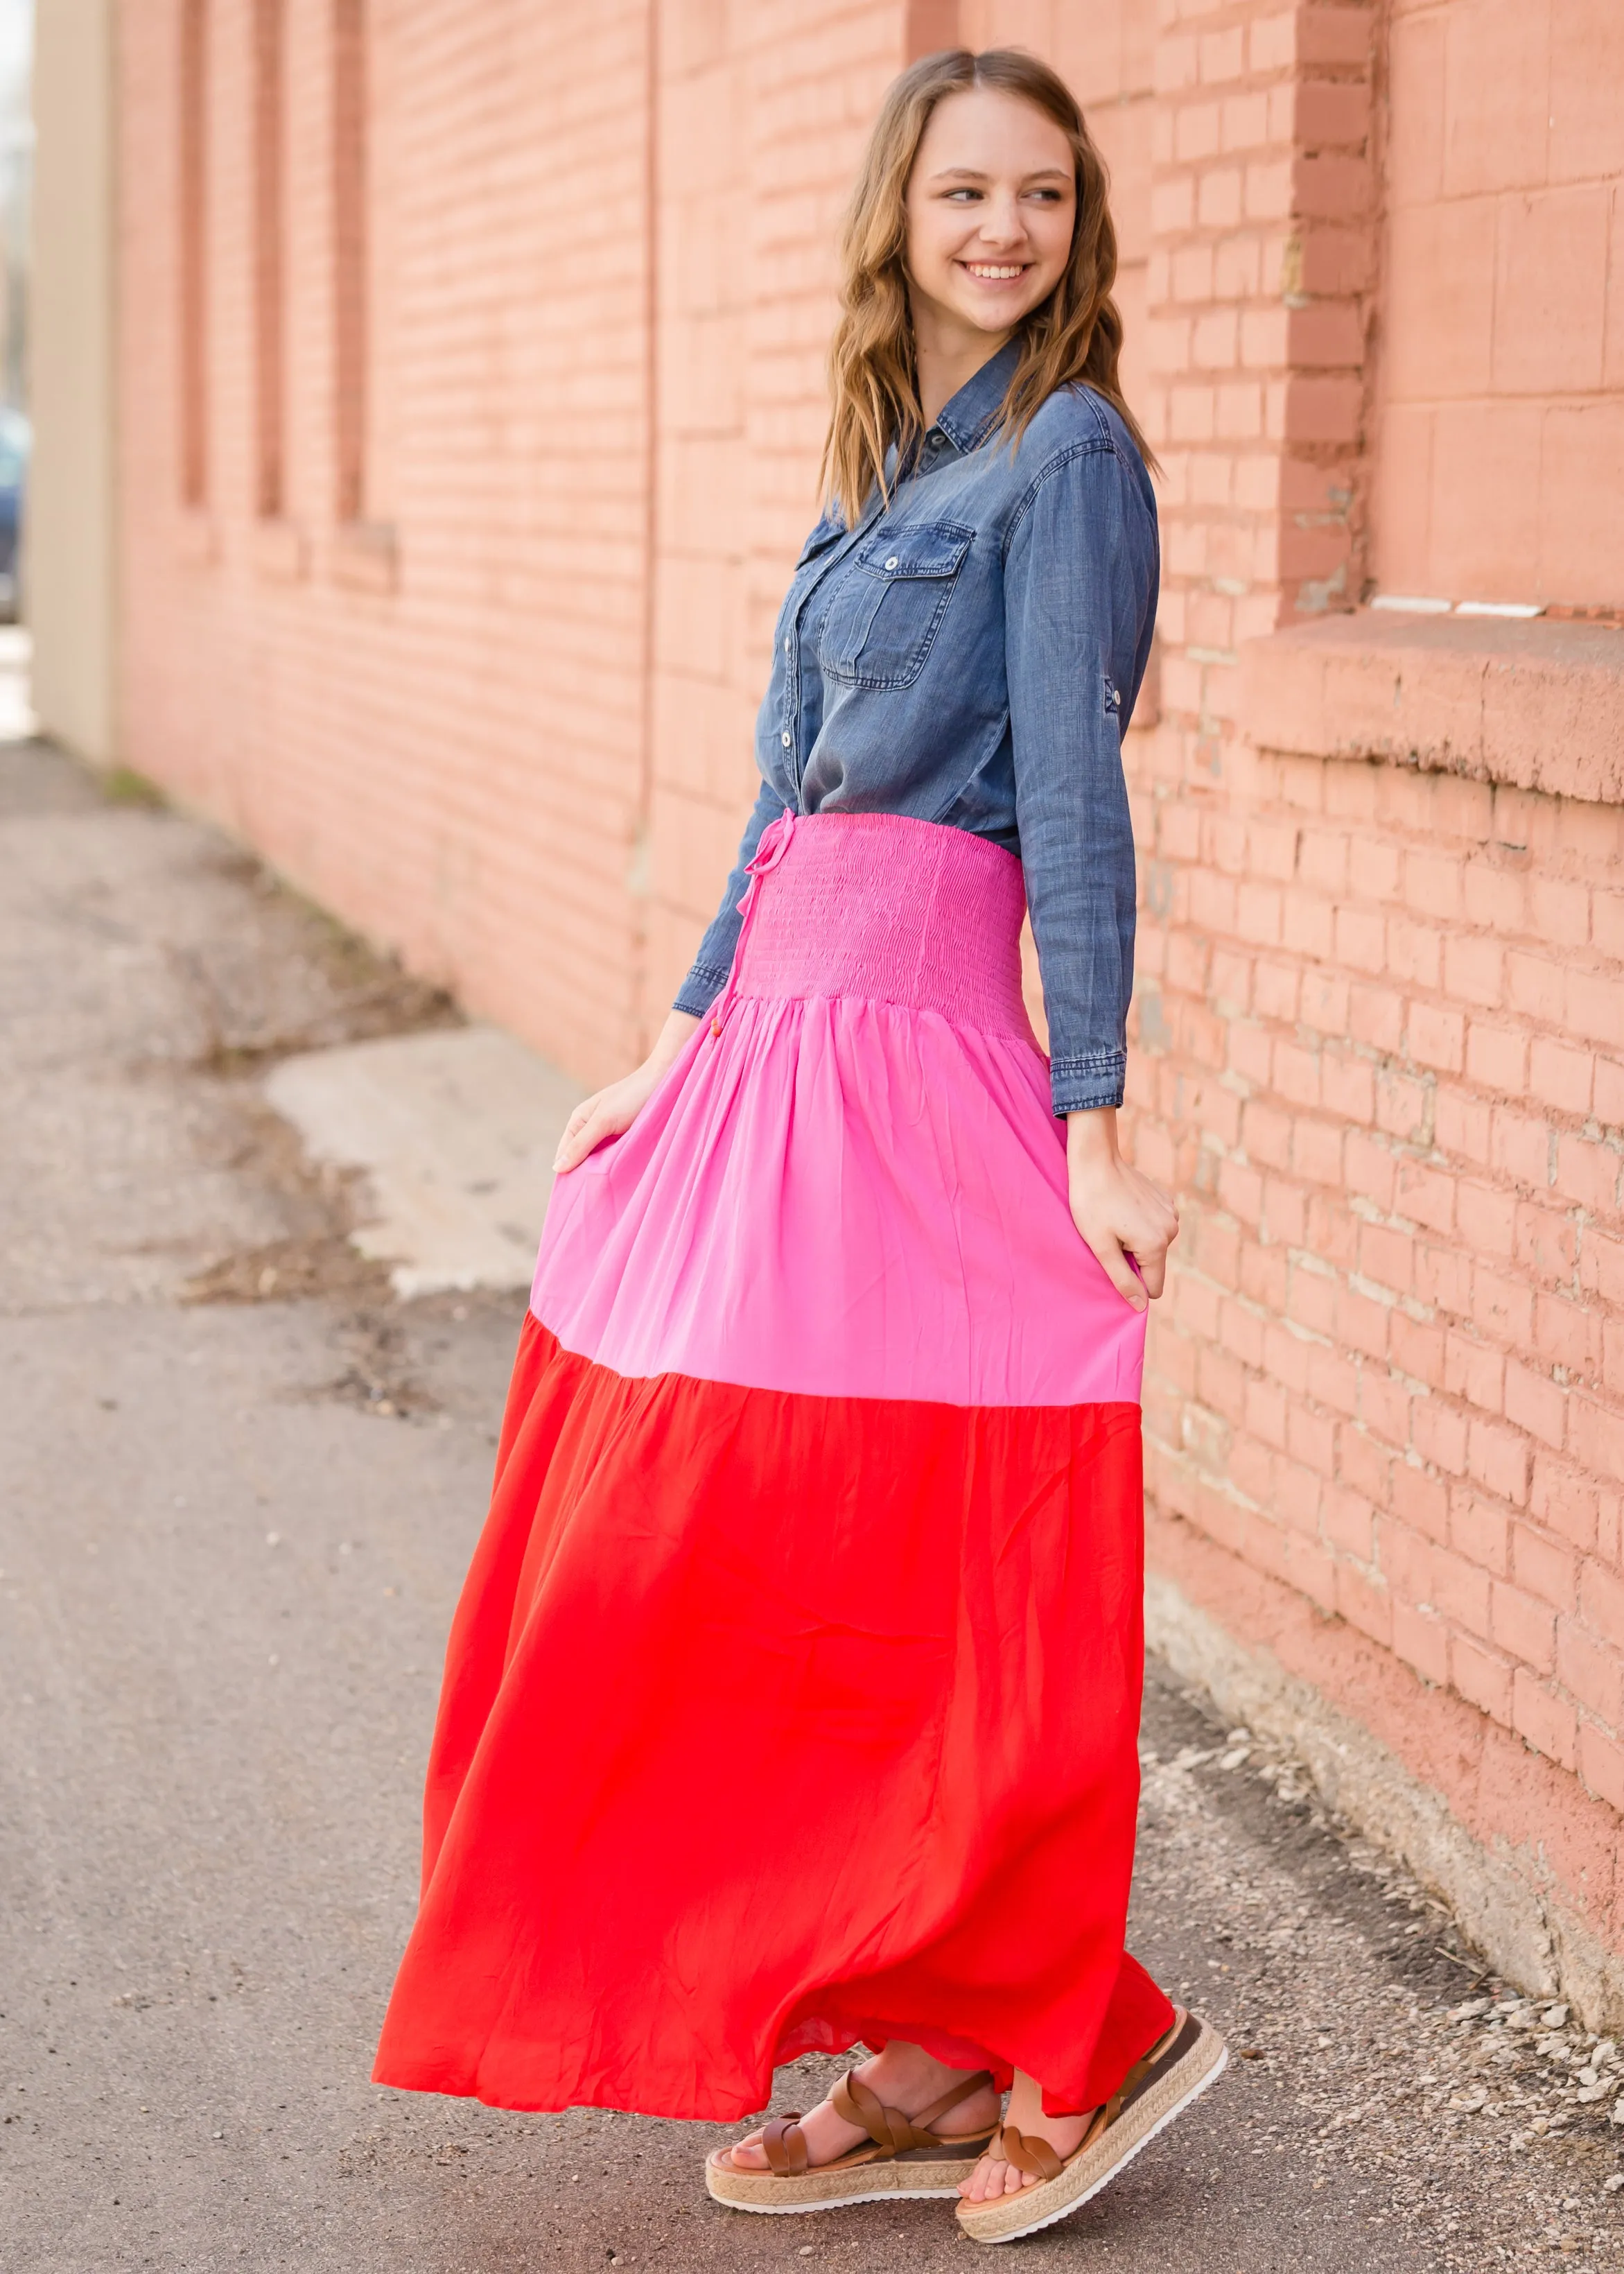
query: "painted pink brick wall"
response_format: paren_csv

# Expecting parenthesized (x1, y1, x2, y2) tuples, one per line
(113, 0, 1624, 1987)
(1133, 737, 1624, 1807)
(1374, 0, 1624, 609)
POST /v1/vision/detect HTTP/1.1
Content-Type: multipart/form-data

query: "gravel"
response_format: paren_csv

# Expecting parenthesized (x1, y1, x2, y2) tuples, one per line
(1129, 1687, 1624, 2269)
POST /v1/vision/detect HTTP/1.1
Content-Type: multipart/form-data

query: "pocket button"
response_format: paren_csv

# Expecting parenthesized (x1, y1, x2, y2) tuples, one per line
(884, 556, 898, 571)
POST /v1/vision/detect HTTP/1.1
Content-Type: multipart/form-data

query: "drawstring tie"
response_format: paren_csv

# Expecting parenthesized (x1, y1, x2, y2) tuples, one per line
(709, 810, 796, 1038)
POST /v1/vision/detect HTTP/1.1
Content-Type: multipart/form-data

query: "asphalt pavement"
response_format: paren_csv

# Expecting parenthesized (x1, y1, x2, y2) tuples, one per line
(4, 736, 1623, 2273)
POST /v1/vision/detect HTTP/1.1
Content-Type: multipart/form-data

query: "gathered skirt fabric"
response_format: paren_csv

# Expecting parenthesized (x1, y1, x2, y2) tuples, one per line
(373, 811, 1174, 2120)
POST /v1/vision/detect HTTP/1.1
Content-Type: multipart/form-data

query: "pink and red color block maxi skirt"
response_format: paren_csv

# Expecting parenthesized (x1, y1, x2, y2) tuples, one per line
(373, 812, 1175, 2120)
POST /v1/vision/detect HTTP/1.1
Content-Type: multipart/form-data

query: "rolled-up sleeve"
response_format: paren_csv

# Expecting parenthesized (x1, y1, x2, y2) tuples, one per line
(1003, 436, 1158, 1115)
(672, 779, 790, 1018)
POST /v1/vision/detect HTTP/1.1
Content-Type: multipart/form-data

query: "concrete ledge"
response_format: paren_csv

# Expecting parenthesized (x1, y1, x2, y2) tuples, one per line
(1243, 612, 1624, 805)
(1145, 1505, 1624, 2031)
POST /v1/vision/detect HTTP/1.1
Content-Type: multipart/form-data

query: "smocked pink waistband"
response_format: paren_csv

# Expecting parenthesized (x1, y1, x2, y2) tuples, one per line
(729, 811, 1036, 1041)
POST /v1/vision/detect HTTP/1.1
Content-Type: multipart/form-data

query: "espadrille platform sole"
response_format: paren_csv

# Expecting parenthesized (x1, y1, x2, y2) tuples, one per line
(955, 2011, 1228, 2246)
(706, 2137, 995, 2214)
(706, 2064, 996, 2215)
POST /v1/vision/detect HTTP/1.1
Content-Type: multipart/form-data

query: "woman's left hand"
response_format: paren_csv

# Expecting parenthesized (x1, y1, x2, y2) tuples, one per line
(1065, 1106, 1179, 1312)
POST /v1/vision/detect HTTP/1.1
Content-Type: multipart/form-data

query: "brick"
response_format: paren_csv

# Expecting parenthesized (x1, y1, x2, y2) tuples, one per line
(1455, 1181, 1514, 1258)
(1415, 1239, 1473, 1315)
(1554, 1134, 1621, 1220)
(1511, 1522, 1577, 1613)
(1467, 1415, 1532, 1507)
(1515, 1201, 1579, 1289)
(1396, 1158, 1457, 1237)
(1464, 1023, 1529, 1094)
(1413, 1398, 1468, 1477)
(1392, 1458, 1449, 1541)
(1443, 1332, 1503, 1415)
(1442, 934, 1503, 1012)
(1348, 981, 1404, 1052)
(1298, 4, 1374, 69)
(1530, 1457, 1599, 1553)
(1577, 1724, 1624, 1814)
(1360, 1369, 1413, 1452)
(1580, 1558, 1624, 1647)
(1281, 374, 1363, 444)
(1555, 1619, 1623, 1730)
(1451, 1489, 1510, 1577)
(1474, 1269, 1534, 1349)
(1451, 1633, 1512, 1724)
(1408, 1003, 1465, 1075)
(1431, 1543, 1492, 1637)
(1512, 1669, 1578, 1771)
(1336, 1561, 1392, 1647)
(1433, 1086, 1491, 1168)
(1490, 1108, 1553, 1192)
(1492, 1581, 1556, 1674)
(1505, 1362, 1568, 1452)
(1392, 1597, 1449, 1687)
(1323, 1482, 1375, 1558)
(1571, 1398, 1624, 1488)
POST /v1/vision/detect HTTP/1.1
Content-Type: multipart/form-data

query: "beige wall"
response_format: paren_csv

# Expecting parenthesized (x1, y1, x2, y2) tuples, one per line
(1374, 0, 1624, 609)
(29, 0, 117, 763)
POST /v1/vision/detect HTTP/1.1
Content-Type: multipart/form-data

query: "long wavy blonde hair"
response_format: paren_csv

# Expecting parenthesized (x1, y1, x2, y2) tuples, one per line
(821, 48, 1153, 525)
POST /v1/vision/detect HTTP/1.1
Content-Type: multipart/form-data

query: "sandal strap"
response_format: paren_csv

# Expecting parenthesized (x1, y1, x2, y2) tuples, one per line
(1090, 2003, 1187, 2142)
(996, 2123, 1065, 2185)
(911, 2067, 995, 2136)
(760, 2114, 808, 2176)
(1024, 2007, 1188, 2170)
(830, 2069, 918, 2152)
(830, 2066, 990, 2155)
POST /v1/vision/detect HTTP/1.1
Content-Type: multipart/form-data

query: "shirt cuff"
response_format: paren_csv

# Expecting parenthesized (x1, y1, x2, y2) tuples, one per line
(1049, 1050, 1127, 1116)
(672, 961, 733, 1020)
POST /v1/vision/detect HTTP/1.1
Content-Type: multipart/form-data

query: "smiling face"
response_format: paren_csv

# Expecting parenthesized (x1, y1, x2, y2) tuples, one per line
(902, 86, 1077, 350)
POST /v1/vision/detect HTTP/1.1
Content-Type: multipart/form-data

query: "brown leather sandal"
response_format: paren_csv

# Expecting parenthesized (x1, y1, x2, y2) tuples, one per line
(955, 2008, 1228, 2244)
(705, 2065, 997, 2213)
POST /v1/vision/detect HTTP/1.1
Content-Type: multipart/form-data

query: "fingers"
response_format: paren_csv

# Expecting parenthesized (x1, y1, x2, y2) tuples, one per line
(551, 1104, 593, 1174)
(1128, 1222, 1175, 1300)
(1132, 1247, 1167, 1301)
(552, 1096, 621, 1173)
(1085, 1226, 1148, 1312)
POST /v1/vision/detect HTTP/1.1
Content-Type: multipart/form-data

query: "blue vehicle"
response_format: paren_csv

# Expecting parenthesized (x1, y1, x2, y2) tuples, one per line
(0, 406, 28, 618)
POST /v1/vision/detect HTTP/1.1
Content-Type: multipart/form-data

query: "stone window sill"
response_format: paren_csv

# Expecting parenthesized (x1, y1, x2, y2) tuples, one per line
(1242, 611, 1624, 807)
(331, 519, 399, 596)
(175, 507, 218, 567)
(252, 517, 307, 582)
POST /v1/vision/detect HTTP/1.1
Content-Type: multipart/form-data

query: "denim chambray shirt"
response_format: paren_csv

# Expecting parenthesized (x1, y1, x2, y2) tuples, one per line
(672, 338, 1159, 1114)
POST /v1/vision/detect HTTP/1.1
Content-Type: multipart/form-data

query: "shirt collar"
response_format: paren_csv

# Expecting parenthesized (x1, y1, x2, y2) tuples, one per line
(932, 337, 1024, 454)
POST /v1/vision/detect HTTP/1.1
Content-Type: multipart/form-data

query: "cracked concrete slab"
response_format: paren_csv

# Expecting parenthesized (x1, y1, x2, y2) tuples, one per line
(266, 1028, 582, 1299)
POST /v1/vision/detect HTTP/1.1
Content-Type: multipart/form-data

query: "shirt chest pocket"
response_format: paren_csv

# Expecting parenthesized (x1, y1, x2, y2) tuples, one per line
(818, 521, 974, 691)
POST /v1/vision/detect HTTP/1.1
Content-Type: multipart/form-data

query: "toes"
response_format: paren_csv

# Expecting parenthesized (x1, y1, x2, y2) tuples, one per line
(722, 2126, 767, 2172)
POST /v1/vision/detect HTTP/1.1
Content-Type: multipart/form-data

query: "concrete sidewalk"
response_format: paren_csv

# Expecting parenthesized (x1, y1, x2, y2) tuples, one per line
(3, 738, 1623, 2273)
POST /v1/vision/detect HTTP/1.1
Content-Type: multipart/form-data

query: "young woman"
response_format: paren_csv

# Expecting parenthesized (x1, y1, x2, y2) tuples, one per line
(374, 46, 1225, 2247)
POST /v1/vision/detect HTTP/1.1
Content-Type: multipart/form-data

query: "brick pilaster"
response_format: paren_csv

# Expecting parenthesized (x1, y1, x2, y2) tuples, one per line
(1144, 0, 1377, 779)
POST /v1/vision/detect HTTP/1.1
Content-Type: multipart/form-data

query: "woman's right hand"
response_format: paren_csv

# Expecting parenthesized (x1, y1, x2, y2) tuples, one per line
(552, 1009, 702, 1174)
